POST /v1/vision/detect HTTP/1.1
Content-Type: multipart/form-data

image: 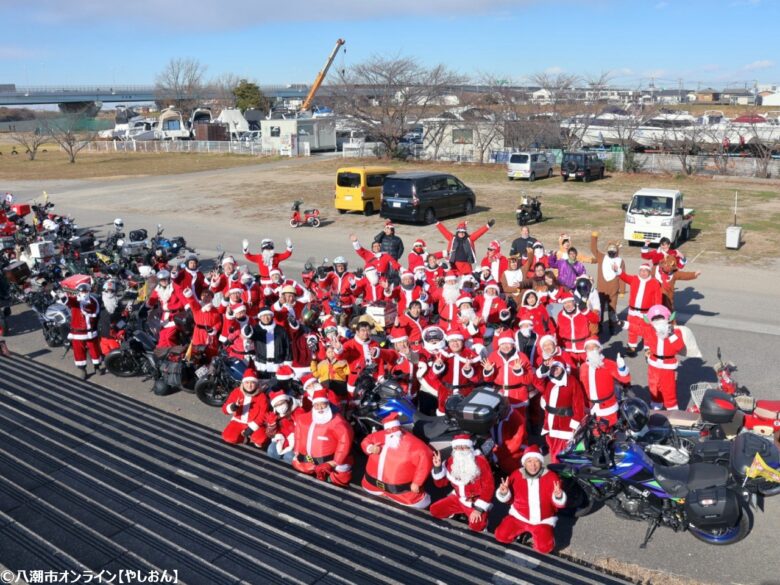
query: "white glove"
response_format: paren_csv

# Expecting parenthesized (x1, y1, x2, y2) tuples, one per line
(182, 287, 193, 298)
(242, 239, 249, 253)
(273, 433, 285, 444)
(263, 286, 272, 296)
(285, 238, 293, 249)
(616, 354, 626, 369)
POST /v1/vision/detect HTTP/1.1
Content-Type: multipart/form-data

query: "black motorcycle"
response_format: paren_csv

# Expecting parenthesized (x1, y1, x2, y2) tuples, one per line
(104, 306, 158, 378)
(194, 347, 249, 407)
(515, 193, 543, 226)
(27, 289, 70, 348)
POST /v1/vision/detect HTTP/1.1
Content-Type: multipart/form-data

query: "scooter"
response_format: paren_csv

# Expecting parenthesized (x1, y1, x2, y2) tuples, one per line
(290, 200, 321, 228)
(515, 192, 543, 226)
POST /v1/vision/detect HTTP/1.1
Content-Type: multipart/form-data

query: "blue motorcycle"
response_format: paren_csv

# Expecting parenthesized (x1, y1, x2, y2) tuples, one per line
(552, 416, 753, 547)
(351, 364, 417, 438)
(194, 347, 248, 407)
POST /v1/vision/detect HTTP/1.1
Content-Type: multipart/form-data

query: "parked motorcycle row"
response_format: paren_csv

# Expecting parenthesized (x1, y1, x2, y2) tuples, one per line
(1, 197, 779, 550)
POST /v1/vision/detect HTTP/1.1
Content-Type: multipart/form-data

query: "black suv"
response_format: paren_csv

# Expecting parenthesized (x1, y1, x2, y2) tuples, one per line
(380, 172, 475, 224)
(561, 151, 606, 182)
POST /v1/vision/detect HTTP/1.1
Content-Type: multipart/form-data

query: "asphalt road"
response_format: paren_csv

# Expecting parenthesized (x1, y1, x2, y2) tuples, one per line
(4, 159, 780, 585)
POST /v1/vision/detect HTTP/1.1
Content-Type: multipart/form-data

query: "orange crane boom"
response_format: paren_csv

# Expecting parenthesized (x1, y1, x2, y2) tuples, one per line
(300, 38, 345, 113)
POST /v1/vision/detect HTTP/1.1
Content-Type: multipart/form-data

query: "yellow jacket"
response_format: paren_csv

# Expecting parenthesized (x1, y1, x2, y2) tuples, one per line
(312, 358, 350, 382)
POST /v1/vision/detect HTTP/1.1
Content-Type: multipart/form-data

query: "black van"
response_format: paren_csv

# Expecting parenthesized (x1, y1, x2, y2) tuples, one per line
(380, 172, 476, 224)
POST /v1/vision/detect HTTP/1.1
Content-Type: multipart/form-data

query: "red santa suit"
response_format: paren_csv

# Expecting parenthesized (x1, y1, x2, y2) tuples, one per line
(352, 241, 400, 276)
(430, 339, 480, 414)
(491, 408, 528, 475)
(336, 336, 394, 395)
(437, 221, 491, 275)
(386, 280, 426, 315)
(480, 241, 509, 282)
(482, 345, 534, 410)
(641, 244, 686, 270)
(319, 270, 357, 307)
(221, 313, 256, 362)
(66, 293, 102, 368)
(266, 391, 297, 459)
(292, 394, 354, 487)
(474, 285, 507, 326)
(642, 321, 686, 409)
(578, 347, 631, 426)
(430, 437, 495, 532)
(555, 299, 599, 364)
(495, 447, 567, 554)
(221, 370, 271, 447)
(174, 266, 206, 301)
(184, 293, 223, 357)
(539, 365, 586, 463)
(146, 280, 187, 348)
(397, 312, 429, 347)
(618, 266, 662, 350)
(361, 421, 433, 508)
(351, 273, 386, 304)
(244, 244, 293, 284)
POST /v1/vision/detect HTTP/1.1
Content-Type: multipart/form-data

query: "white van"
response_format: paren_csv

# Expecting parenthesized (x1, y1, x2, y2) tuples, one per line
(507, 152, 555, 181)
(622, 188, 694, 245)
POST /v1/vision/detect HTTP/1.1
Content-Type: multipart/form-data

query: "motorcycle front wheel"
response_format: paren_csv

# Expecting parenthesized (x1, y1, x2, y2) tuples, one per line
(105, 350, 139, 377)
(195, 376, 229, 407)
(289, 219, 300, 228)
(688, 503, 751, 545)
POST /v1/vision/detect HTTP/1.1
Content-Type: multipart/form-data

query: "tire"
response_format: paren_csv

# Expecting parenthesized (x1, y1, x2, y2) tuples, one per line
(195, 376, 230, 407)
(311, 217, 321, 228)
(682, 226, 691, 241)
(600, 167, 605, 180)
(463, 199, 474, 215)
(289, 219, 300, 228)
(562, 175, 569, 182)
(583, 171, 590, 183)
(0, 314, 6, 337)
(363, 203, 374, 217)
(105, 350, 139, 377)
(337, 209, 347, 215)
(688, 503, 751, 545)
(423, 208, 436, 225)
(508, 176, 514, 181)
(529, 172, 536, 182)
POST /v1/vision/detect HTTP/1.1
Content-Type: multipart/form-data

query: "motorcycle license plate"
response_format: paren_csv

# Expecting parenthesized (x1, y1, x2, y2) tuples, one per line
(393, 202, 401, 208)
(195, 366, 209, 379)
(481, 438, 495, 455)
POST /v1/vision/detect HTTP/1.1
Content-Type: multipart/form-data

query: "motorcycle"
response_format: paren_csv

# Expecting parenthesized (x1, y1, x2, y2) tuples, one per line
(27, 289, 70, 348)
(552, 416, 753, 547)
(194, 347, 248, 407)
(351, 365, 417, 438)
(150, 224, 188, 257)
(515, 193, 543, 226)
(103, 306, 158, 379)
(290, 200, 321, 228)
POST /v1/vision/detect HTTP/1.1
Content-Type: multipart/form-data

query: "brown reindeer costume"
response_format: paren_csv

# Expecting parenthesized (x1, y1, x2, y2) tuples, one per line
(590, 233, 625, 334)
(656, 255, 700, 313)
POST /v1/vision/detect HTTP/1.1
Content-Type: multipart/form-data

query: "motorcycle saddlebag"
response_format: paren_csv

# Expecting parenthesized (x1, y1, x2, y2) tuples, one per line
(129, 229, 148, 243)
(162, 359, 183, 388)
(450, 387, 508, 436)
(691, 440, 731, 465)
(684, 486, 739, 530)
(730, 432, 780, 481)
(69, 233, 95, 252)
(699, 389, 738, 424)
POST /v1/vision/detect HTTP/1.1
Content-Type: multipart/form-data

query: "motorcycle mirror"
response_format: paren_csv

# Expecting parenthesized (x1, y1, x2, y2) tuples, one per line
(716, 347, 722, 361)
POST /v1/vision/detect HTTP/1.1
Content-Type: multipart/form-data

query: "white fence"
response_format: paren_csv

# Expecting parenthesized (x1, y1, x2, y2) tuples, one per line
(85, 139, 304, 157)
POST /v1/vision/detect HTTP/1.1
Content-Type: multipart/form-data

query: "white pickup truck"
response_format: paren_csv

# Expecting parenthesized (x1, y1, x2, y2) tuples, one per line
(622, 188, 694, 245)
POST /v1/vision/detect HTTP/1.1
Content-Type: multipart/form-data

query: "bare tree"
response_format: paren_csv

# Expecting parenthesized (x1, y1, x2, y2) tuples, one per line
(739, 110, 780, 178)
(332, 56, 465, 158)
(10, 130, 47, 161)
(422, 117, 451, 160)
(155, 58, 207, 115)
(44, 116, 97, 164)
(209, 72, 241, 111)
(660, 122, 707, 175)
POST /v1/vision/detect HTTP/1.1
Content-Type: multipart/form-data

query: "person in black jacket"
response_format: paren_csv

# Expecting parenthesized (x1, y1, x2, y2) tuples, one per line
(509, 225, 538, 258)
(242, 307, 293, 379)
(373, 220, 404, 261)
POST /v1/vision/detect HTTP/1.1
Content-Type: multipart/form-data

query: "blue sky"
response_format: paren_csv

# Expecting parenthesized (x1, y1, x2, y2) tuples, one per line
(1, 0, 778, 90)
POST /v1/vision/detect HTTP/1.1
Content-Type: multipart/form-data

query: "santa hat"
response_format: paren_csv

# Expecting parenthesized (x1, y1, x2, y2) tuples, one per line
(445, 329, 464, 341)
(384, 220, 395, 229)
(484, 280, 500, 293)
(311, 389, 329, 405)
(232, 304, 247, 316)
(538, 334, 557, 348)
(532, 242, 544, 249)
(228, 286, 244, 296)
(258, 306, 274, 317)
(558, 291, 575, 303)
(444, 270, 459, 281)
(521, 444, 544, 465)
(456, 295, 473, 307)
(496, 332, 516, 347)
(487, 240, 501, 251)
(518, 315, 534, 326)
(413, 239, 426, 249)
(638, 262, 653, 272)
(242, 368, 259, 382)
(269, 268, 282, 277)
(300, 373, 317, 390)
(321, 316, 337, 331)
(400, 270, 413, 279)
(456, 222, 468, 232)
(583, 336, 602, 349)
(382, 412, 402, 431)
(221, 255, 236, 266)
(451, 433, 473, 449)
(275, 364, 294, 380)
(388, 327, 408, 343)
(269, 390, 290, 407)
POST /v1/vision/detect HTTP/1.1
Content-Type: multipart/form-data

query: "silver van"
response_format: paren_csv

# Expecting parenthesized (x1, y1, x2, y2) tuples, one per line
(506, 152, 555, 182)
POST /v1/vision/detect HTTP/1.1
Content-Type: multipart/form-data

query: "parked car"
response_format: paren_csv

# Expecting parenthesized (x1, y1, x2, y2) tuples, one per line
(561, 151, 605, 182)
(334, 166, 396, 216)
(380, 172, 475, 225)
(622, 188, 694, 245)
(507, 151, 555, 181)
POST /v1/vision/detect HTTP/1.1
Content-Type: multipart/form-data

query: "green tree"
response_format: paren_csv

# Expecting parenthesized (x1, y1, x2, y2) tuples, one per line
(233, 80, 270, 113)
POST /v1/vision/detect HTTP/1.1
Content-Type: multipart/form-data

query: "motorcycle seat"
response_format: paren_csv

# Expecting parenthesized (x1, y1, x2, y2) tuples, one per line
(654, 462, 729, 498)
(655, 410, 700, 428)
(413, 416, 456, 441)
(754, 400, 780, 419)
(304, 209, 316, 215)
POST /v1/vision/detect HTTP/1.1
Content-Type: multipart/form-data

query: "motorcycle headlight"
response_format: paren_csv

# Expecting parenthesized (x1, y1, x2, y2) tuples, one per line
(625, 215, 635, 224)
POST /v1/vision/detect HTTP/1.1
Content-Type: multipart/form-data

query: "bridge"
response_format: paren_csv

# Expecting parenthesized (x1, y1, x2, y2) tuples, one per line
(0, 84, 311, 107)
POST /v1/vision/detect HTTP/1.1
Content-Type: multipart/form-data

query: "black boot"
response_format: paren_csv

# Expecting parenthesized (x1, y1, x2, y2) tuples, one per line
(626, 347, 637, 358)
(78, 366, 88, 380)
(98, 363, 106, 376)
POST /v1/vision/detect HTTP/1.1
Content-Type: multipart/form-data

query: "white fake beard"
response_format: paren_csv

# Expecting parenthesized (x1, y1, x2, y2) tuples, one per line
(586, 350, 604, 368)
(262, 249, 275, 266)
(654, 322, 670, 340)
(534, 248, 544, 259)
(366, 272, 379, 285)
(442, 283, 460, 304)
(451, 449, 480, 484)
(519, 326, 532, 338)
(385, 431, 402, 449)
(312, 407, 333, 425)
(102, 293, 117, 314)
(274, 403, 290, 417)
(461, 308, 476, 321)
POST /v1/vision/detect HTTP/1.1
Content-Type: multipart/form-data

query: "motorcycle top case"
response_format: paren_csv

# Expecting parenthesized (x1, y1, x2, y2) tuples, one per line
(448, 387, 508, 436)
(129, 229, 148, 243)
(699, 389, 738, 424)
(30, 241, 55, 259)
(69, 233, 95, 252)
(121, 241, 149, 258)
(60, 274, 92, 294)
(684, 486, 740, 530)
(0, 236, 15, 250)
(11, 203, 31, 217)
(3, 260, 31, 285)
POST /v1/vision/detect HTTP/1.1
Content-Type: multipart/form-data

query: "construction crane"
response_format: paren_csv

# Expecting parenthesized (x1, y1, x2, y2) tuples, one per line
(300, 38, 345, 113)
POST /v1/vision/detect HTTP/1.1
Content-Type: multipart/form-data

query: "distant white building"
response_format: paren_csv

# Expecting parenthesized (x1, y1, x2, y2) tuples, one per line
(761, 92, 780, 107)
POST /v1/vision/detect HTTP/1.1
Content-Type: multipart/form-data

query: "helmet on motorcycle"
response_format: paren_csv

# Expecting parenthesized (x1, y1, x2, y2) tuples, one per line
(113, 218, 124, 230)
(620, 398, 650, 433)
(301, 305, 320, 328)
(646, 304, 671, 322)
(333, 256, 347, 266)
(42, 219, 57, 232)
(574, 276, 592, 299)
(422, 326, 445, 352)
(102, 280, 116, 293)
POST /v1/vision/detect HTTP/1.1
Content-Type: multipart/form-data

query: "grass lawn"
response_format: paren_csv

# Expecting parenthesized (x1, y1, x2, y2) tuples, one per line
(0, 149, 276, 180)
